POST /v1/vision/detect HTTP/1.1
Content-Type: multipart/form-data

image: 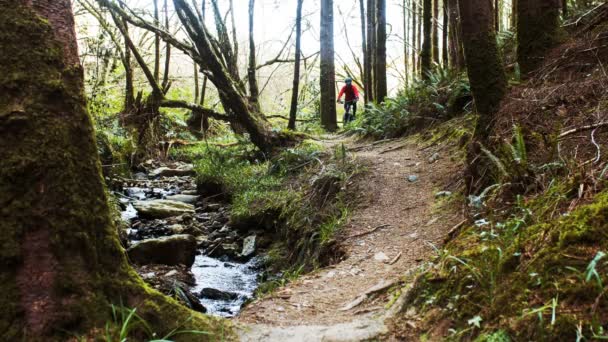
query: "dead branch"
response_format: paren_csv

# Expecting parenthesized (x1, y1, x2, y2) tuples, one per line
(558, 121, 608, 139)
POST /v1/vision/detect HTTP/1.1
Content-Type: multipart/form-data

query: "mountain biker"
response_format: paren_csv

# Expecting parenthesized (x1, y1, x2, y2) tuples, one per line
(337, 77, 360, 124)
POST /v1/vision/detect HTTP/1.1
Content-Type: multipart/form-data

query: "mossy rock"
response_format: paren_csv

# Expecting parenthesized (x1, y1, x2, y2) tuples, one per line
(133, 200, 195, 219)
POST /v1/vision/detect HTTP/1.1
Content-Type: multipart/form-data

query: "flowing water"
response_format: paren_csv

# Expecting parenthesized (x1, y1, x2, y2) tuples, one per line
(119, 176, 263, 317)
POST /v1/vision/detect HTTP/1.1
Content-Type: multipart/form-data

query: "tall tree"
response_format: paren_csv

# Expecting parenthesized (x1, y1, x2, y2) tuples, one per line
(320, 0, 337, 131)
(412, 0, 418, 77)
(432, 0, 439, 64)
(442, 0, 448, 66)
(360, 0, 372, 103)
(374, 0, 388, 101)
(447, 0, 464, 70)
(403, 0, 410, 86)
(0, 0, 228, 339)
(517, 0, 561, 75)
(421, 0, 432, 78)
(248, 0, 261, 111)
(366, 0, 376, 102)
(288, 0, 305, 130)
(459, 0, 507, 139)
(153, 0, 161, 82)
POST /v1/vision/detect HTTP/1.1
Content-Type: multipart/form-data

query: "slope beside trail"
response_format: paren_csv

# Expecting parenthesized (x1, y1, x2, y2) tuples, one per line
(237, 136, 464, 341)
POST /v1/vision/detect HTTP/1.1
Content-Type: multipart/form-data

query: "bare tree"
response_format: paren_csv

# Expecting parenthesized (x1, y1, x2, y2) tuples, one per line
(248, 0, 261, 111)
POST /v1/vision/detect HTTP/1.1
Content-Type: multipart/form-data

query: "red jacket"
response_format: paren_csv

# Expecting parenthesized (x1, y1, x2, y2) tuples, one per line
(338, 84, 360, 102)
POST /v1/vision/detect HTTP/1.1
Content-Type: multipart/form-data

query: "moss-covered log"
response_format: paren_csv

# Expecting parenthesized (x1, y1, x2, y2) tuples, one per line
(0, 1, 232, 340)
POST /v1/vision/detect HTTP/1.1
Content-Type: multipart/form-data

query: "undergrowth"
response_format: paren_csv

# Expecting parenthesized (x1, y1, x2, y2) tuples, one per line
(182, 139, 361, 292)
(347, 67, 471, 139)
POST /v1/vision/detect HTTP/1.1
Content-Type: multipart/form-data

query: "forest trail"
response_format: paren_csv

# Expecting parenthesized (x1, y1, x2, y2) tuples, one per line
(237, 136, 464, 341)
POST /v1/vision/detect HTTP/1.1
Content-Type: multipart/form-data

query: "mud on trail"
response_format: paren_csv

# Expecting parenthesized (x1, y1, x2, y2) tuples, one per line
(237, 136, 464, 341)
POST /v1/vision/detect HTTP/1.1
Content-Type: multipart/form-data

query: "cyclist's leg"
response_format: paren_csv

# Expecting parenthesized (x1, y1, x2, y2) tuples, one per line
(350, 102, 357, 122)
(343, 102, 351, 124)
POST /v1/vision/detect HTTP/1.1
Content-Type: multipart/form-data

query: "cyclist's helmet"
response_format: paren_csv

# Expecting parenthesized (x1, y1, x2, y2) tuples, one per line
(345, 77, 352, 84)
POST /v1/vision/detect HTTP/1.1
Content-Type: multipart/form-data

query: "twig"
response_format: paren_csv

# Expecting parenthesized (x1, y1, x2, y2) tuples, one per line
(347, 224, 390, 239)
(592, 128, 601, 164)
(558, 121, 608, 139)
(388, 252, 402, 265)
(379, 144, 409, 154)
(444, 219, 468, 244)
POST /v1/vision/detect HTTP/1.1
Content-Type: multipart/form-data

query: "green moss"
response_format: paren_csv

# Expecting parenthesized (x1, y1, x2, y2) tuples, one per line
(404, 186, 608, 340)
(0, 4, 235, 340)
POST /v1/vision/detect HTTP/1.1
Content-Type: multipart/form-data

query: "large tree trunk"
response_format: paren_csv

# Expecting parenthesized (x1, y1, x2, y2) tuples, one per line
(320, 0, 337, 131)
(421, 0, 432, 78)
(366, 0, 376, 103)
(288, 0, 304, 130)
(517, 0, 561, 76)
(0, 1, 229, 339)
(248, 0, 261, 112)
(374, 0, 388, 101)
(459, 0, 507, 139)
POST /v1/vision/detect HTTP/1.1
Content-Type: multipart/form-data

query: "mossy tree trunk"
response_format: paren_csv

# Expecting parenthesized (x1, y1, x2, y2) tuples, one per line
(517, 0, 561, 76)
(0, 1, 230, 340)
(320, 0, 337, 131)
(288, 0, 305, 130)
(459, 0, 507, 140)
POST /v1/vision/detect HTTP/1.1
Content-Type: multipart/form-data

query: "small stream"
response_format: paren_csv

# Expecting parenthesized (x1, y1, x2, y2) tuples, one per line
(116, 165, 263, 317)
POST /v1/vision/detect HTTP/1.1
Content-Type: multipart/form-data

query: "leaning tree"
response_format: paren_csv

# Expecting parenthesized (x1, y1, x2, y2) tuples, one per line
(98, 0, 297, 154)
(0, 0, 230, 340)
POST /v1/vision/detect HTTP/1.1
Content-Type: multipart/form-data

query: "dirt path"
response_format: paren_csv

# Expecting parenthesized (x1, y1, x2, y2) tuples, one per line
(237, 136, 463, 341)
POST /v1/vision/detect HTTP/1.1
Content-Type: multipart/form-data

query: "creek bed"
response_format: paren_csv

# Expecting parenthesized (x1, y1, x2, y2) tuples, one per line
(116, 167, 263, 317)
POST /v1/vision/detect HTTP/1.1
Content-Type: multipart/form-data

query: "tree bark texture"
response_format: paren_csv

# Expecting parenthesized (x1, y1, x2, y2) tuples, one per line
(421, 0, 432, 78)
(366, 0, 376, 102)
(248, 0, 261, 111)
(459, 0, 507, 138)
(320, 0, 337, 131)
(517, 0, 561, 75)
(374, 0, 387, 101)
(0, 0, 229, 339)
(360, 0, 372, 103)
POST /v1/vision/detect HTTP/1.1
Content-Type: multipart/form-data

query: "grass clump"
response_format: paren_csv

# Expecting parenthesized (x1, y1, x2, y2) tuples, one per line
(189, 140, 360, 282)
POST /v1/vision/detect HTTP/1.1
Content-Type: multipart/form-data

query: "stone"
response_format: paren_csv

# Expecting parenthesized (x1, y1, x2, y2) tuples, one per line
(435, 191, 452, 198)
(200, 288, 239, 301)
(181, 190, 198, 195)
(208, 242, 240, 259)
(168, 224, 186, 234)
(241, 235, 257, 259)
(407, 175, 419, 183)
(133, 200, 194, 219)
(127, 234, 197, 267)
(165, 194, 199, 204)
(207, 203, 222, 211)
(428, 153, 440, 163)
(149, 164, 196, 178)
(374, 252, 389, 262)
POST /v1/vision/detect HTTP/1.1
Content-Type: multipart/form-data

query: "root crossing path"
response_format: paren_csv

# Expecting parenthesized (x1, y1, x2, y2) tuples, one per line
(237, 137, 463, 341)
